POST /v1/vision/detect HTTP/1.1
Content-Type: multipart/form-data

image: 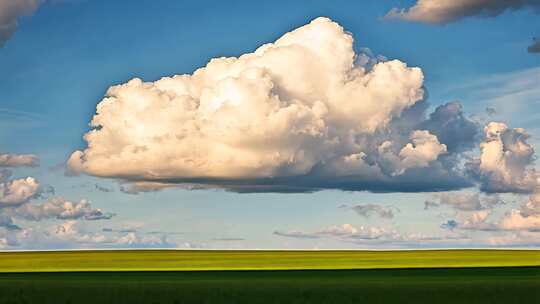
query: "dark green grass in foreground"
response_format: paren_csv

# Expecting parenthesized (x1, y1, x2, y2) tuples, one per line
(0, 267, 538, 304)
(0, 249, 538, 272)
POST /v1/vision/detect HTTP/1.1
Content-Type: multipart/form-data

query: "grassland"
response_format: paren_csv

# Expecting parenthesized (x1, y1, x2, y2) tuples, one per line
(0, 250, 538, 303)
(0, 249, 538, 272)
(0, 268, 538, 304)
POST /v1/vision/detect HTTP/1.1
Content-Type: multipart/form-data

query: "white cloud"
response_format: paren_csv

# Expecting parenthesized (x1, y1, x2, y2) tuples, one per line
(0, 176, 40, 206)
(0, 220, 175, 249)
(275, 223, 399, 240)
(499, 209, 540, 230)
(68, 17, 482, 193)
(442, 191, 540, 232)
(0, 153, 38, 167)
(488, 230, 540, 246)
(498, 192, 540, 230)
(274, 223, 468, 246)
(10, 197, 115, 221)
(68, 17, 424, 180)
(470, 122, 538, 193)
(0, 0, 43, 47)
(460, 210, 495, 230)
(385, 0, 540, 24)
(0, 153, 41, 206)
(318, 224, 394, 240)
(392, 130, 447, 175)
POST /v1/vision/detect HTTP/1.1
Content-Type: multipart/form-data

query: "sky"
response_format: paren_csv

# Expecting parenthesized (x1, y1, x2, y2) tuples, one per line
(0, 0, 539, 250)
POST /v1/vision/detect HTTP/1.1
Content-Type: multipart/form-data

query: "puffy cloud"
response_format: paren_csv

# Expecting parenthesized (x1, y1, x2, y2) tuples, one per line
(69, 17, 479, 193)
(521, 191, 540, 216)
(441, 210, 495, 232)
(318, 224, 395, 240)
(10, 197, 115, 221)
(398, 130, 447, 172)
(460, 210, 495, 230)
(385, 0, 540, 24)
(469, 122, 538, 193)
(0, 153, 41, 206)
(274, 223, 468, 246)
(528, 39, 540, 53)
(442, 192, 540, 232)
(274, 223, 398, 240)
(0, 0, 43, 47)
(499, 209, 540, 230)
(0, 220, 175, 249)
(52, 220, 108, 244)
(349, 204, 397, 219)
(0, 176, 40, 206)
(0, 153, 39, 167)
(498, 192, 540, 230)
(487, 230, 540, 246)
(114, 232, 173, 247)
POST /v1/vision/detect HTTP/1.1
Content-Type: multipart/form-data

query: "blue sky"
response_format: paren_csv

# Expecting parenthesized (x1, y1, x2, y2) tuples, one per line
(0, 0, 539, 249)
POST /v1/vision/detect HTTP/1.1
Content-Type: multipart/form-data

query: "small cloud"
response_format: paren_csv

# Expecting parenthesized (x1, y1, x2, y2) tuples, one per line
(0, 153, 39, 168)
(384, 0, 540, 25)
(348, 204, 398, 219)
(0, 176, 40, 206)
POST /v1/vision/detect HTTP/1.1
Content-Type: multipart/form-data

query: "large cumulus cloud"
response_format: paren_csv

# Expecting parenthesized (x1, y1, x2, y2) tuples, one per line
(0, 0, 42, 47)
(69, 17, 483, 193)
(385, 0, 540, 24)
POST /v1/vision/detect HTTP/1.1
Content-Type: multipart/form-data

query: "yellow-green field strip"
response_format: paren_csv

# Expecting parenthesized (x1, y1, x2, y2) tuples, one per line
(0, 249, 538, 273)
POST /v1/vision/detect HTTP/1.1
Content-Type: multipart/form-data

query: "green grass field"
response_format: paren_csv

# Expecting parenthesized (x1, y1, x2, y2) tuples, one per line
(0, 268, 538, 304)
(0, 249, 538, 272)
(0, 250, 538, 303)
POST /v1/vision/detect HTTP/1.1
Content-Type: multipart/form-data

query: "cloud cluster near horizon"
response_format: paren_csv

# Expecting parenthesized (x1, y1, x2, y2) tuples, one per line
(0, 152, 139, 249)
(385, 0, 540, 24)
(69, 17, 521, 194)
